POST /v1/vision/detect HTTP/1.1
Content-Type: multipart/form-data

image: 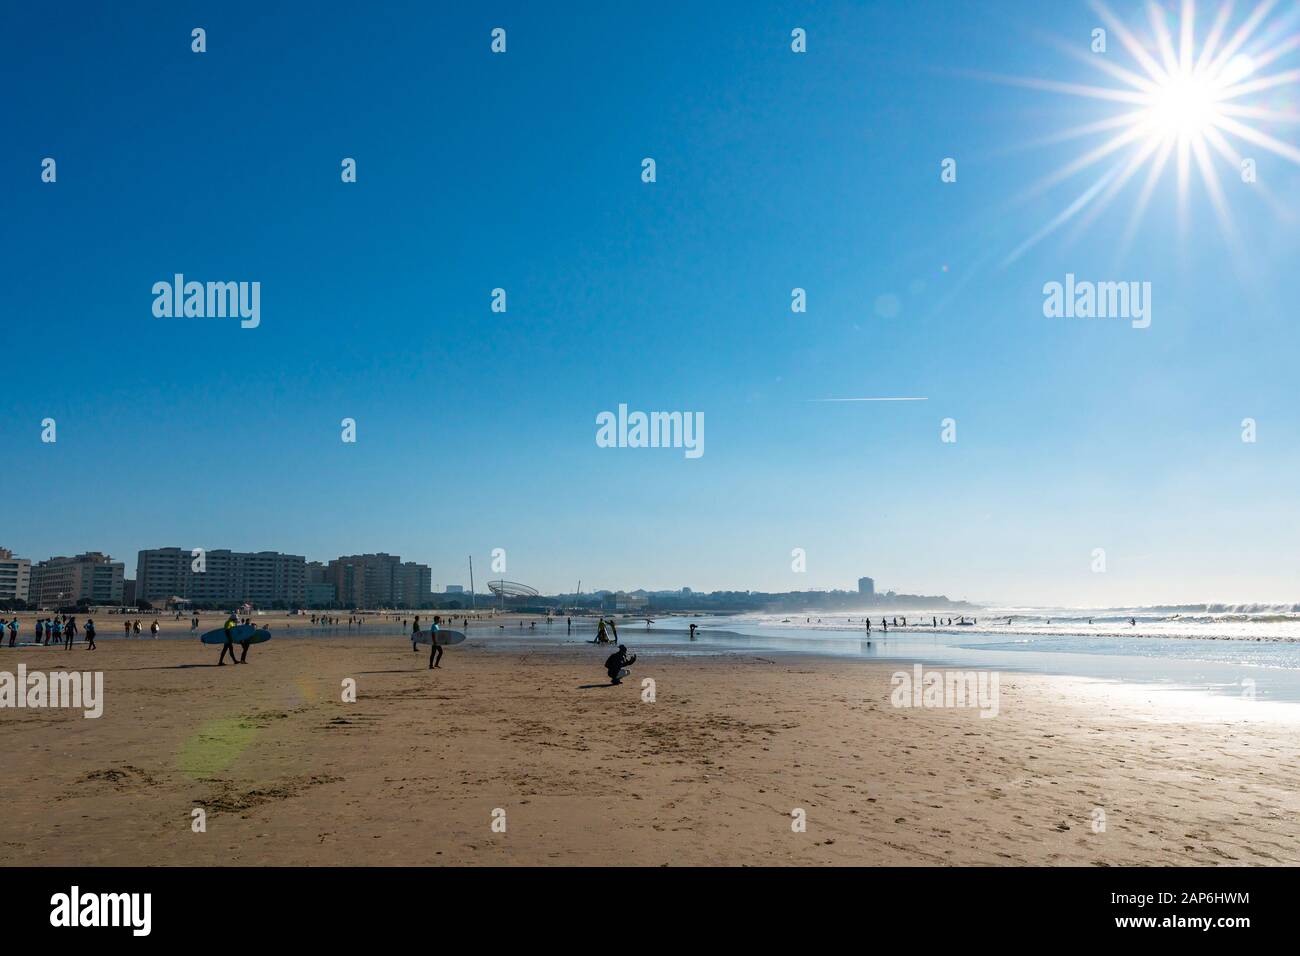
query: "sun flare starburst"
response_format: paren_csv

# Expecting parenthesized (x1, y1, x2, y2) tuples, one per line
(999, 0, 1300, 264)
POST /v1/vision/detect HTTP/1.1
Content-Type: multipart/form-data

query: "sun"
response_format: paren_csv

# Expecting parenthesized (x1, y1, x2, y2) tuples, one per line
(994, 0, 1300, 264)
(1145, 69, 1222, 138)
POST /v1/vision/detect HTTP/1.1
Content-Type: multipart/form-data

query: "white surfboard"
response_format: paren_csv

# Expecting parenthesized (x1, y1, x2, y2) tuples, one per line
(411, 629, 466, 646)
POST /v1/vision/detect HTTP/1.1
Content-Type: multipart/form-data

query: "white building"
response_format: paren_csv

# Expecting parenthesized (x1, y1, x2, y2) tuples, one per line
(0, 548, 32, 602)
(28, 552, 124, 607)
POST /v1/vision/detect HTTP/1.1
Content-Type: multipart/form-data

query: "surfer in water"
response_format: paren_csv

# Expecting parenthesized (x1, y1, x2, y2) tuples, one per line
(605, 645, 636, 685)
(218, 612, 241, 665)
(428, 615, 444, 669)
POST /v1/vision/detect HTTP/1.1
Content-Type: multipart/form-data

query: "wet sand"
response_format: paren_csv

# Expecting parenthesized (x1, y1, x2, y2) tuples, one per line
(2, 633, 1297, 866)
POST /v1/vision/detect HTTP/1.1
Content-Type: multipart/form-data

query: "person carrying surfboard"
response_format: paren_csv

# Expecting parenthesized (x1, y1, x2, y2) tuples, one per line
(428, 615, 444, 669)
(604, 645, 636, 685)
(218, 612, 241, 665)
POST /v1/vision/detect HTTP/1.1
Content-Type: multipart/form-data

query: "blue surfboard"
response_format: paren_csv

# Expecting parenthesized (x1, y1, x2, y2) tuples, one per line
(200, 624, 271, 645)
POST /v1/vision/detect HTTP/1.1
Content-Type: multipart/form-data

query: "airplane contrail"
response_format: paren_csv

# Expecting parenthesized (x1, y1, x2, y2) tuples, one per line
(806, 397, 929, 402)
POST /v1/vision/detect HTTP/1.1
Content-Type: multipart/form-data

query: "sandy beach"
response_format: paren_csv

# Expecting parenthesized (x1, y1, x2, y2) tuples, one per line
(2, 622, 1297, 867)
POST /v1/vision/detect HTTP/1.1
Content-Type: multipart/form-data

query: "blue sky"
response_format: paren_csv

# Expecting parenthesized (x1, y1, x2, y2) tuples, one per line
(3, 0, 1299, 605)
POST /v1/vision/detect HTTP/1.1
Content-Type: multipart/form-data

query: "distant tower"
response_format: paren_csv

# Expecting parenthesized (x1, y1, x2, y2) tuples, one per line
(858, 576, 875, 597)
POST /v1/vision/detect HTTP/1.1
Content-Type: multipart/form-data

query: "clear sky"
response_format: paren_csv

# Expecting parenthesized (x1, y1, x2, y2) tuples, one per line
(3, 1, 1299, 606)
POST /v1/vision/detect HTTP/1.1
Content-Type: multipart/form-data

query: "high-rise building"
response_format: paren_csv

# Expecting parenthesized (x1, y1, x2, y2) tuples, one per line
(396, 561, 432, 608)
(858, 576, 875, 597)
(305, 582, 337, 607)
(0, 548, 32, 603)
(136, 548, 305, 607)
(327, 554, 433, 609)
(28, 552, 125, 607)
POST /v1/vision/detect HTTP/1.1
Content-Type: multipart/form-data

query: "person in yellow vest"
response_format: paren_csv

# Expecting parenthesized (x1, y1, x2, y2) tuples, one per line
(218, 613, 241, 665)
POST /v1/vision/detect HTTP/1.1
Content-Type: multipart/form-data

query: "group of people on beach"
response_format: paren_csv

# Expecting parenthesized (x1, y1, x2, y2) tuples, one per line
(400, 612, 639, 686)
(7, 605, 644, 687)
(0, 614, 99, 650)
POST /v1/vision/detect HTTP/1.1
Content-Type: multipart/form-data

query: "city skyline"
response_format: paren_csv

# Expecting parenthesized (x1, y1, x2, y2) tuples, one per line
(0, 541, 931, 604)
(2, 538, 1297, 610)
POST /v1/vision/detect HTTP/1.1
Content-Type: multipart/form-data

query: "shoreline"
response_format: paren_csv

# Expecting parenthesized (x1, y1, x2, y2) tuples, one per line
(8, 609, 1300, 707)
(2, 635, 1298, 866)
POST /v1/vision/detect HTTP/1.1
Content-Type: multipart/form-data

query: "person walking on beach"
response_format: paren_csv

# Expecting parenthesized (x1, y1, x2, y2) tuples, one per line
(150, 619, 159, 639)
(124, 619, 131, 639)
(428, 616, 444, 669)
(85, 617, 96, 651)
(411, 615, 421, 652)
(8, 617, 18, 646)
(218, 612, 241, 666)
(64, 617, 75, 650)
(35, 618, 44, 645)
(604, 645, 636, 685)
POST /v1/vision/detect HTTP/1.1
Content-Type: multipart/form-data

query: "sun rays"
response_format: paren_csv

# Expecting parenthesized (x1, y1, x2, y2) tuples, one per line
(1001, 0, 1300, 265)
